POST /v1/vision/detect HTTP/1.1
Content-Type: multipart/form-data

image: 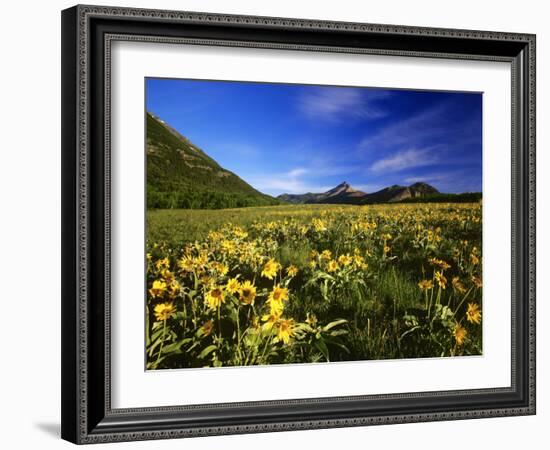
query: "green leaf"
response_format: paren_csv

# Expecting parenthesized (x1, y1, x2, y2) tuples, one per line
(161, 338, 192, 354)
(314, 339, 330, 362)
(151, 328, 165, 342)
(147, 355, 167, 369)
(323, 336, 350, 354)
(329, 329, 348, 337)
(323, 319, 348, 332)
(198, 344, 218, 359)
(147, 338, 164, 356)
(399, 326, 421, 341)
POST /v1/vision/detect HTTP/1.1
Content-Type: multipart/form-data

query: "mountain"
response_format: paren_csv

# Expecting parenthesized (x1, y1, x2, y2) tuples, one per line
(277, 181, 440, 205)
(146, 112, 279, 209)
(278, 182, 367, 205)
(362, 182, 440, 204)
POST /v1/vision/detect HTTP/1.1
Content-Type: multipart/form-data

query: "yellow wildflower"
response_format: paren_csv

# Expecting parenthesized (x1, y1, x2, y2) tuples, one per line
(418, 279, 434, 291)
(312, 218, 327, 232)
(338, 254, 353, 266)
(428, 257, 451, 270)
(275, 319, 295, 344)
(161, 269, 175, 283)
(261, 310, 282, 330)
(435, 271, 447, 289)
(153, 302, 176, 321)
(239, 280, 257, 305)
(327, 260, 339, 272)
(452, 276, 466, 294)
(194, 252, 208, 267)
(353, 254, 368, 270)
(168, 280, 180, 296)
(155, 257, 170, 271)
(232, 227, 248, 239)
(201, 320, 214, 337)
(466, 303, 482, 324)
(268, 285, 289, 312)
(207, 230, 223, 242)
(149, 280, 167, 298)
(286, 265, 299, 277)
(221, 240, 236, 255)
(261, 258, 280, 280)
(211, 261, 229, 276)
(305, 313, 318, 327)
(226, 277, 241, 294)
(471, 275, 483, 288)
(205, 287, 225, 309)
(454, 323, 467, 346)
(178, 255, 195, 272)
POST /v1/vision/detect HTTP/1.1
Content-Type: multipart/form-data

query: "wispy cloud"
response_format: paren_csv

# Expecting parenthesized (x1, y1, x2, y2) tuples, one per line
(369, 146, 443, 173)
(286, 168, 308, 178)
(404, 174, 447, 184)
(354, 183, 385, 193)
(359, 100, 472, 153)
(298, 87, 391, 122)
(404, 169, 481, 193)
(243, 167, 332, 196)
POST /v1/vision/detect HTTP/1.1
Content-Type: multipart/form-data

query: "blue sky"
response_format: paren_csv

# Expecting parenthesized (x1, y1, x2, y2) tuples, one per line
(146, 78, 482, 196)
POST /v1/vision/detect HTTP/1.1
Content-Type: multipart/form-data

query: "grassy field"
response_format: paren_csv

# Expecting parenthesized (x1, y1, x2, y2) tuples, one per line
(147, 204, 359, 244)
(146, 203, 482, 369)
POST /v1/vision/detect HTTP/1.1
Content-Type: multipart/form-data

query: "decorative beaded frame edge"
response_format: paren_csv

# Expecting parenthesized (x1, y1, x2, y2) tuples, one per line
(61, 4, 536, 444)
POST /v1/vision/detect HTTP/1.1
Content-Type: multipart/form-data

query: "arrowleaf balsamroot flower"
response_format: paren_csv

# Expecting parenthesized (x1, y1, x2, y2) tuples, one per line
(275, 319, 295, 344)
(205, 287, 225, 309)
(338, 254, 353, 266)
(286, 265, 299, 277)
(239, 280, 257, 305)
(210, 261, 228, 276)
(466, 303, 482, 324)
(435, 271, 447, 289)
(453, 323, 467, 346)
(178, 255, 195, 272)
(149, 280, 167, 298)
(428, 257, 451, 270)
(268, 285, 289, 312)
(225, 277, 241, 294)
(471, 275, 483, 288)
(418, 279, 434, 291)
(261, 258, 280, 280)
(155, 257, 170, 271)
(327, 260, 339, 272)
(452, 276, 466, 294)
(153, 302, 176, 321)
(200, 320, 214, 337)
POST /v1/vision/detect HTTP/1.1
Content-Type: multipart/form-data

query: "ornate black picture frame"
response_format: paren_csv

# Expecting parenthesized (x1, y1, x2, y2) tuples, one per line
(61, 4, 536, 444)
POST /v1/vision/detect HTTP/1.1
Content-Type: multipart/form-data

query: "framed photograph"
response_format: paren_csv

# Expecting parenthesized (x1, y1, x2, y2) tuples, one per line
(61, 4, 536, 444)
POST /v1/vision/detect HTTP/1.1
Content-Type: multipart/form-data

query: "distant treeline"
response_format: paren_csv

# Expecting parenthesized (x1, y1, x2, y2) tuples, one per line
(147, 188, 482, 210)
(398, 192, 482, 204)
(147, 187, 281, 210)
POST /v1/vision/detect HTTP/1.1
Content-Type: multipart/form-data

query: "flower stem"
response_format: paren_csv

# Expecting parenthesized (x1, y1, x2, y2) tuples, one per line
(236, 304, 242, 364)
(155, 318, 167, 368)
